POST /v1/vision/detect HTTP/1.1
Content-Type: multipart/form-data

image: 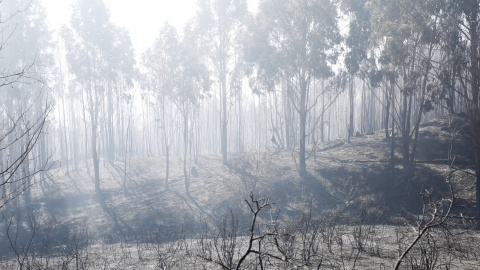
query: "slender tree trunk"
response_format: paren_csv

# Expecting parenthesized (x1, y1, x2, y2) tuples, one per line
(24, 136, 31, 208)
(299, 79, 307, 174)
(390, 80, 395, 176)
(321, 80, 325, 143)
(328, 94, 332, 141)
(162, 99, 170, 190)
(183, 110, 189, 194)
(385, 81, 391, 139)
(284, 81, 292, 150)
(123, 107, 130, 192)
(361, 80, 366, 133)
(91, 108, 100, 192)
(401, 91, 411, 182)
(238, 85, 244, 152)
(348, 74, 355, 139)
(70, 94, 78, 170)
(58, 102, 65, 168)
(82, 103, 90, 176)
(221, 63, 228, 165)
(410, 43, 434, 177)
(371, 84, 376, 131)
(61, 91, 69, 173)
(107, 85, 115, 164)
(142, 106, 148, 157)
(195, 115, 200, 163)
(468, 13, 480, 215)
(447, 52, 456, 115)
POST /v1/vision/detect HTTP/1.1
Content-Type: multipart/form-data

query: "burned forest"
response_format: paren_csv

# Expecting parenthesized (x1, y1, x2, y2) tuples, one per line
(1, 0, 480, 269)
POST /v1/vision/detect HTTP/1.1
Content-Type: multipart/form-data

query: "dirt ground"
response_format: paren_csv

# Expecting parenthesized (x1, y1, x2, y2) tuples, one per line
(18, 115, 477, 235)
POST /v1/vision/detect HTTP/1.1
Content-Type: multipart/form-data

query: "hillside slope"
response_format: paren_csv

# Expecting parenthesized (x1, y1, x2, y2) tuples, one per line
(17, 115, 476, 243)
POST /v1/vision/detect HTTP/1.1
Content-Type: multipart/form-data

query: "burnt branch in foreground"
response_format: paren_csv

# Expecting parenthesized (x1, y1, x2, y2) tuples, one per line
(394, 157, 457, 270)
(197, 193, 287, 270)
(235, 194, 275, 269)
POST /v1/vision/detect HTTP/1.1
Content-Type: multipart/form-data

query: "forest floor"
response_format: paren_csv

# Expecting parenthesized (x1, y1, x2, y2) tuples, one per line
(26, 115, 476, 235)
(0, 114, 478, 269)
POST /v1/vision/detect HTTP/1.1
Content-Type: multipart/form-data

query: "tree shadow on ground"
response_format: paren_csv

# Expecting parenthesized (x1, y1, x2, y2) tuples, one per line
(255, 170, 337, 217)
(300, 170, 335, 207)
(94, 191, 133, 242)
(170, 190, 216, 222)
(314, 156, 467, 225)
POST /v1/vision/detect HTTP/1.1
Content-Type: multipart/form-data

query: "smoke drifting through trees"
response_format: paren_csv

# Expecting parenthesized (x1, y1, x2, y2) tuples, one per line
(0, 2, 480, 269)
(1, 0, 478, 208)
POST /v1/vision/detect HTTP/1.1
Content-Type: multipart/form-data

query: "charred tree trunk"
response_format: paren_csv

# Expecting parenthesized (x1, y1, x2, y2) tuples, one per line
(467, 12, 480, 215)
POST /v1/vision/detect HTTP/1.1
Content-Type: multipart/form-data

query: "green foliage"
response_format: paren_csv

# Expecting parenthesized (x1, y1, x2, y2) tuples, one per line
(142, 23, 210, 109)
(244, 0, 341, 92)
(342, 0, 371, 75)
(195, 0, 247, 75)
(63, 0, 136, 90)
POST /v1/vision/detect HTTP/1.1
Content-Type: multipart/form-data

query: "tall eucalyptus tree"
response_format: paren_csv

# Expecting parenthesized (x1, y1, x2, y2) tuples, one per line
(195, 0, 247, 165)
(244, 0, 341, 174)
(369, 0, 441, 182)
(438, 0, 480, 214)
(142, 24, 178, 190)
(341, 0, 372, 139)
(172, 26, 210, 194)
(104, 25, 137, 164)
(62, 0, 136, 192)
(143, 23, 209, 193)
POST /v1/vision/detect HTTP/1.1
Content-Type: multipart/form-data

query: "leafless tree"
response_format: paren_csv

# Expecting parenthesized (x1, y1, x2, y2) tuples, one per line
(0, 98, 53, 210)
(0, 0, 54, 211)
(196, 194, 290, 270)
